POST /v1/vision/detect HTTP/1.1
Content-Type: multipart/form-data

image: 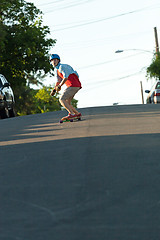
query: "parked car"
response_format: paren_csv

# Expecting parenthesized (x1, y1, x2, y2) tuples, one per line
(145, 81, 160, 104)
(0, 74, 15, 119)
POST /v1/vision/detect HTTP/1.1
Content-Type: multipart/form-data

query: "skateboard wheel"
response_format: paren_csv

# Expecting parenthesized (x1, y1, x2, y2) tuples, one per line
(60, 120, 63, 123)
(70, 119, 73, 122)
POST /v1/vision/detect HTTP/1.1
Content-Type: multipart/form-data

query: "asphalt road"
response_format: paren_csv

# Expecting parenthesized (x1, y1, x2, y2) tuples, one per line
(1, 104, 160, 240)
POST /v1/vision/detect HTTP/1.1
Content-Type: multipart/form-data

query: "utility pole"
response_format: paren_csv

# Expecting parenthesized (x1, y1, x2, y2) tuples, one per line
(154, 27, 159, 56)
(140, 81, 144, 104)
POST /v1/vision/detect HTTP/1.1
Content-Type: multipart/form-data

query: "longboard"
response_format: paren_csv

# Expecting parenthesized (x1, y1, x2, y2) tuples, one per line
(60, 117, 81, 123)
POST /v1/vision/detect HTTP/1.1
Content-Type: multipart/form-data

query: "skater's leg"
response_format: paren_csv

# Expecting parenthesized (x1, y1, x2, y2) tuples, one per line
(66, 98, 79, 115)
(59, 98, 75, 114)
(59, 87, 81, 116)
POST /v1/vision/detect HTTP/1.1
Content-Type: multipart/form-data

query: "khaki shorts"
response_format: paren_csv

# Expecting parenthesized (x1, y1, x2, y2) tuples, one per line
(60, 87, 81, 101)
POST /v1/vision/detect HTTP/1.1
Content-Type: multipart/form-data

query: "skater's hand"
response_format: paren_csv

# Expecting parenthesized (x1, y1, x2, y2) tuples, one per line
(55, 85, 61, 92)
(50, 89, 56, 96)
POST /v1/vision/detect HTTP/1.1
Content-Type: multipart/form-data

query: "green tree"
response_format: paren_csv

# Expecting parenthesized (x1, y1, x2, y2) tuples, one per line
(71, 98, 78, 108)
(16, 85, 37, 116)
(16, 86, 63, 116)
(34, 86, 78, 113)
(147, 53, 160, 80)
(34, 86, 61, 113)
(0, 0, 56, 114)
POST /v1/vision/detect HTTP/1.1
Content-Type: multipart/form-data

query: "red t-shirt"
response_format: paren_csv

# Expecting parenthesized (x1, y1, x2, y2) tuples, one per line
(66, 73, 82, 88)
(57, 70, 82, 88)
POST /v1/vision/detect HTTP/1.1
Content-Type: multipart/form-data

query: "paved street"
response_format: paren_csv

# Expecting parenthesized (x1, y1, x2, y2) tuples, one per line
(0, 104, 160, 240)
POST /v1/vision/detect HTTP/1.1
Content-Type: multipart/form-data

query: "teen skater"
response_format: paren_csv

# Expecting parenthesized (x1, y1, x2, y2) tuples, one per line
(50, 54, 82, 120)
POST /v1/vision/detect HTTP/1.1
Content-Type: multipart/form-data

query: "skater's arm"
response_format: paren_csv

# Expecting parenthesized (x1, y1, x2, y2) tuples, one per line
(59, 77, 68, 87)
(50, 88, 56, 96)
(54, 78, 67, 93)
(55, 78, 67, 92)
(55, 81, 61, 87)
(55, 74, 62, 86)
(50, 80, 61, 96)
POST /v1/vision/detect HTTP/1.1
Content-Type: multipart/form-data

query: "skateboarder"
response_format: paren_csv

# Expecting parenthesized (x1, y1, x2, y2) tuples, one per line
(50, 54, 82, 120)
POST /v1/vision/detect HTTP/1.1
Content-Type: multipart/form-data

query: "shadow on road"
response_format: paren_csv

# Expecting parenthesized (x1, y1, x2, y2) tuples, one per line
(0, 132, 160, 240)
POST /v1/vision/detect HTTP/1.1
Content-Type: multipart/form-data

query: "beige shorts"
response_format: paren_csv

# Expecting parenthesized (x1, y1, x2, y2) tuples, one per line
(60, 87, 81, 101)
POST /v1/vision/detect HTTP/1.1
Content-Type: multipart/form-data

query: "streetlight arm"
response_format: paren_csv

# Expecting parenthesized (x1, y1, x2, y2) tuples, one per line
(115, 49, 153, 54)
(115, 50, 124, 53)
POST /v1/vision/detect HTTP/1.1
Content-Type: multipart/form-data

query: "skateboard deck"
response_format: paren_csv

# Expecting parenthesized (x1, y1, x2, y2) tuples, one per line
(60, 117, 81, 123)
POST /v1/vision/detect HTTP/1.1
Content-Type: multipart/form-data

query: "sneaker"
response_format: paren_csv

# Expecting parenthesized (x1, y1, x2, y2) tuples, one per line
(67, 113, 77, 119)
(76, 113, 82, 117)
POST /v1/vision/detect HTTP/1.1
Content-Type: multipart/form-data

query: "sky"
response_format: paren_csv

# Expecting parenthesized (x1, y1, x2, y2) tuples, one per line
(28, 0, 160, 108)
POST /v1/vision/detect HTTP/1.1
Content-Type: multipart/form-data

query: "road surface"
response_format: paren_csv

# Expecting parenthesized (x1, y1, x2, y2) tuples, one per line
(0, 104, 160, 240)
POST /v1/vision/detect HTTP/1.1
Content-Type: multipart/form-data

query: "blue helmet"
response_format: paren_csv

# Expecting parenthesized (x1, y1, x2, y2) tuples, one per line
(50, 54, 60, 61)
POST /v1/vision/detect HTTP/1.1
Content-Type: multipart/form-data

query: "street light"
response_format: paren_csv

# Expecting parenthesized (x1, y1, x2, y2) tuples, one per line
(115, 49, 153, 54)
(115, 48, 153, 104)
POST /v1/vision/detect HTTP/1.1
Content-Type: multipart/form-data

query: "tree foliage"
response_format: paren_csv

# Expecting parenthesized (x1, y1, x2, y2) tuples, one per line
(0, 0, 79, 115)
(147, 53, 160, 80)
(16, 85, 78, 116)
(0, 0, 58, 114)
(0, 0, 55, 85)
(16, 86, 62, 116)
(34, 86, 61, 114)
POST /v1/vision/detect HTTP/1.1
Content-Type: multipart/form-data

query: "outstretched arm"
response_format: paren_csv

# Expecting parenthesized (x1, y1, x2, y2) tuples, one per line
(59, 77, 68, 87)
(50, 77, 68, 96)
(55, 77, 68, 92)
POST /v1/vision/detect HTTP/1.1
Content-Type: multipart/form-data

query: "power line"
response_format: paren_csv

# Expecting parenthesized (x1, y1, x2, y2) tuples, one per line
(82, 70, 145, 92)
(52, 30, 151, 51)
(78, 52, 149, 70)
(37, 0, 66, 7)
(37, 0, 94, 7)
(42, 0, 95, 13)
(95, 70, 144, 85)
(48, 3, 160, 31)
